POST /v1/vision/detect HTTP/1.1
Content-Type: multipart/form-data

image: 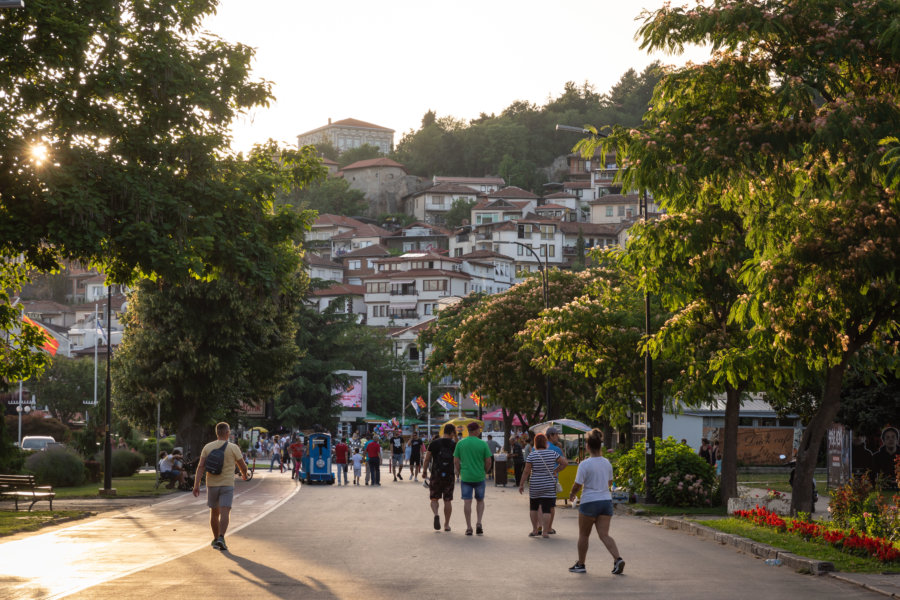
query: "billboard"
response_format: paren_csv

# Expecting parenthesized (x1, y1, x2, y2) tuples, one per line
(334, 370, 367, 422)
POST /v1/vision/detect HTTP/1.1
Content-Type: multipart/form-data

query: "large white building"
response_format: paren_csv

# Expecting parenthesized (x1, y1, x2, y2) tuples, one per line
(297, 118, 394, 154)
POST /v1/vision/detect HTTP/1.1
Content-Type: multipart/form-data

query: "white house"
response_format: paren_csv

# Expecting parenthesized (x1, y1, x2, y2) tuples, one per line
(433, 175, 505, 194)
(458, 250, 515, 295)
(406, 183, 481, 225)
(331, 223, 392, 258)
(306, 253, 344, 283)
(309, 283, 367, 324)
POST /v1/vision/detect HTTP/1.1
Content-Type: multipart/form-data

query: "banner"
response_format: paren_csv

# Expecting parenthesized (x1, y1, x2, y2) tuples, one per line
(22, 315, 59, 356)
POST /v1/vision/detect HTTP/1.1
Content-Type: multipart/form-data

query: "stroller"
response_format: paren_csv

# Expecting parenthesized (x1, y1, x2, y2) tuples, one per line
(177, 455, 198, 491)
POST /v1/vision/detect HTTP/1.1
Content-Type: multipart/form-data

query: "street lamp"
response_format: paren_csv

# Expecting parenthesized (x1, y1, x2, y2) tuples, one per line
(501, 240, 551, 419)
(557, 123, 656, 501)
(16, 389, 35, 446)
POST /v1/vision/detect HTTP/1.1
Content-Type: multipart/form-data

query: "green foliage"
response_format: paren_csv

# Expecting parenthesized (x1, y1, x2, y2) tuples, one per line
(829, 475, 899, 542)
(71, 428, 102, 461)
(24, 448, 86, 487)
(288, 177, 368, 217)
(614, 437, 716, 507)
(110, 449, 143, 478)
(31, 356, 95, 425)
(4, 414, 69, 442)
(443, 198, 477, 228)
(338, 144, 384, 169)
(138, 437, 174, 467)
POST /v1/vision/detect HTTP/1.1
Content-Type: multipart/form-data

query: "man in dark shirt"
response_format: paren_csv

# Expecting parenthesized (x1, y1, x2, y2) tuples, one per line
(390, 430, 405, 481)
(334, 437, 350, 486)
(408, 430, 425, 482)
(422, 424, 457, 532)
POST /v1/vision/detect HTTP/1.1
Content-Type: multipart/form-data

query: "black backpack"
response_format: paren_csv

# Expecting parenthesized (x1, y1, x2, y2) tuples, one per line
(434, 440, 455, 478)
(205, 441, 229, 475)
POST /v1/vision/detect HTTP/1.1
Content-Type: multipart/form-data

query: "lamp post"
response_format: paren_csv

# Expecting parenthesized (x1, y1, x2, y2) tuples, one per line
(16, 386, 34, 446)
(503, 240, 550, 419)
(557, 123, 655, 502)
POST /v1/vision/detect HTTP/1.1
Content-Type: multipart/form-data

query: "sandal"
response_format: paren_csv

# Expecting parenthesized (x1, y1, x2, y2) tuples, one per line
(444, 525, 451, 532)
(528, 531, 540, 537)
(476, 524, 483, 535)
(548, 529, 557, 534)
(465, 528, 473, 536)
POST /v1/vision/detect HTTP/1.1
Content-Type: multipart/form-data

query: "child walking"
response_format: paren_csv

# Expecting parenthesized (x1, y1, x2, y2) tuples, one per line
(351, 447, 363, 485)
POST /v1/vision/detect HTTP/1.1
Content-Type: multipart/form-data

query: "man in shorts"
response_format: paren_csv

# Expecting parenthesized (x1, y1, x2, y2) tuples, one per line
(289, 436, 305, 480)
(408, 430, 424, 482)
(543, 426, 569, 535)
(193, 422, 249, 551)
(390, 429, 405, 481)
(334, 437, 350, 485)
(422, 424, 457, 531)
(365, 435, 382, 486)
(453, 421, 492, 536)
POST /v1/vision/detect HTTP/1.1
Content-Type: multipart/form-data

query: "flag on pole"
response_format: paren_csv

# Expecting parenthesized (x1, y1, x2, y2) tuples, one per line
(441, 392, 458, 408)
(470, 391, 481, 406)
(22, 315, 59, 356)
(410, 399, 421, 416)
(437, 397, 452, 411)
(415, 396, 426, 409)
(96, 319, 108, 346)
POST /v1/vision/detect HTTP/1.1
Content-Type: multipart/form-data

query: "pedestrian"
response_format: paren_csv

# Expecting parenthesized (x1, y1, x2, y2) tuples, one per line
(192, 422, 249, 552)
(523, 433, 533, 460)
(698, 438, 714, 465)
(567, 428, 624, 575)
(281, 437, 291, 472)
(269, 434, 282, 471)
(390, 429, 405, 481)
(351, 447, 363, 485)
(486, 434, 500, 480)
(422, 423, 457, 532)
(334, 437, 350, 486)
(519, 432, 565, 538)
(453, 421, 492, 536)
(366, 435, 382, 486)
(289, 436, 305, 480)
(408, 430, 424, 482)
(510, 434, 525, 486)
(542, 426, 569, 535)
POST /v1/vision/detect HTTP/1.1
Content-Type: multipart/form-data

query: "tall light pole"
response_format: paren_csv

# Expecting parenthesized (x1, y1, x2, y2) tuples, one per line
(504, 240, 550, 420)
(557, 123, 655, 501)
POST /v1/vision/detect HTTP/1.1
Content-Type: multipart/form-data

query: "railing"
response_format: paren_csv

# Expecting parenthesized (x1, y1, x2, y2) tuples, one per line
(390, 289, 418, 296)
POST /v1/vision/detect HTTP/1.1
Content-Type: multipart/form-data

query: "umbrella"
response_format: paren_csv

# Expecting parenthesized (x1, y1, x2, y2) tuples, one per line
(481, 409, 526, 426)
(441, 417, 484, 438)
(530, 419, 593, 435)
(250, 426, 268, 433)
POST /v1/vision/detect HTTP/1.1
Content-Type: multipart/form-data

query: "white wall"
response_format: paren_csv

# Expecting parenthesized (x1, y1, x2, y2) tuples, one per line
(661, 412, 704, 451)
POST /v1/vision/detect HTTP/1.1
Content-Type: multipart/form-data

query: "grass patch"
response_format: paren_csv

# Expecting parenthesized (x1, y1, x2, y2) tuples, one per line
(699, 518, 897, 573)
(737, 473, 828, 496)
(0, 510, 93, 537)
(53, 472, 180, 499)
(625, 503, 728, 517)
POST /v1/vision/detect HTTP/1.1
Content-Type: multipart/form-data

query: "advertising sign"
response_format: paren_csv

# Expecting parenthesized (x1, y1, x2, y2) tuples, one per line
(334, 370, 367, 423)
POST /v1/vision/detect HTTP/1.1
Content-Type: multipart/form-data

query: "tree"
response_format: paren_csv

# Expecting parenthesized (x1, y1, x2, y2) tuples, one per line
(0, 2, 285, 384)
(31, 356, 95, 425)
(338, 144, 383, 169)
(288, 177, 368, 217)
(443, 198, 477, 229)
(112, 143, 321, 455)
(586, 0, 900, 513)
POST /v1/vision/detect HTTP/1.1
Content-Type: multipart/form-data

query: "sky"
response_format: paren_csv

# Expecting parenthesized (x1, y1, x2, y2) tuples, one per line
(202, 1, 711, 154)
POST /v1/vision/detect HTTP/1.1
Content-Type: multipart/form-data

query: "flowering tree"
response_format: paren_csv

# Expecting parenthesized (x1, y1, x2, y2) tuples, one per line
(579, 0, 900, 514)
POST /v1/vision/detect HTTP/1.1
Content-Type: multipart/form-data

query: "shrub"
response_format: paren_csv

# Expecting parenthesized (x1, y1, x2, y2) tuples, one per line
(613, 437, 717, 507)
(138, 437, 174, 466)
(110, 449, 143, 477)
(4, 414, 69, 442)
(829, 474, 899, 542)
(24, 447, 86, 487)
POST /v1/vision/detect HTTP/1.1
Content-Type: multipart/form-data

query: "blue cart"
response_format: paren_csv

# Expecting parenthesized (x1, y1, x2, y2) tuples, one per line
(299, 433, 335, 484)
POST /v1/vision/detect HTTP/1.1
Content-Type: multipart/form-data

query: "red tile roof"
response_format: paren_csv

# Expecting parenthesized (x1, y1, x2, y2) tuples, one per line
(544, 191, 577, 199)
(588, 194, 641, 205)
(487, 186, 539, 199)
(342, 157, 407, 172)
(341, 244, 392, 258)
(536, 203, 569, 210)
(413, 182, 482, 196)
(312, 283, 366, 297)
(331, 223, 392, 239)
(434, 176, 505, 186)
(312, 214, 370, 229)
(299, 118, 394, 137)
(562, 181, 592, 189)
(305, 253, 344, 267)
(363, 268, 472, 281)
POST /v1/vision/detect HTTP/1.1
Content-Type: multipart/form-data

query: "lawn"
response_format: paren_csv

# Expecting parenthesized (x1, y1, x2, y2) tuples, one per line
(737, 472, 829, 496)
(0, 510, 93, 536)
(623, 503, 729, 517)
(53, 472, 181, 499)
(699, 518, 899, 573)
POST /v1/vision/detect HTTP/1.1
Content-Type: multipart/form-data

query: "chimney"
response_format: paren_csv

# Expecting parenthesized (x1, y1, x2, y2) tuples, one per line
(328, 118, 332, 125)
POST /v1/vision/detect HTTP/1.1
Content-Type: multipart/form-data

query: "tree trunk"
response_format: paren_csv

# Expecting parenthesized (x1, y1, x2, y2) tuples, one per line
(174, 402, 212, 462)
(501, 408, 513, 451)
(790, 363, 845, 515)
(720, 386, 741, 504)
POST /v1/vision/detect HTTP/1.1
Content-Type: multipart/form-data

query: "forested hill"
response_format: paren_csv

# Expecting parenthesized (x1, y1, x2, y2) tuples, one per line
(391, 63, 663, 192)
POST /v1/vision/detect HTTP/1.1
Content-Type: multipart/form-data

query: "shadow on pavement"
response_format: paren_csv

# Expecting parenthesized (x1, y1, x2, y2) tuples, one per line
(222, 550, 339, 598)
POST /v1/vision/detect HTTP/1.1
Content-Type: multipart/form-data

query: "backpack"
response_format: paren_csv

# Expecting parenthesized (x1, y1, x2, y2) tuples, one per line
(434, 440, 455, 478)
(205, 441, 229, 475)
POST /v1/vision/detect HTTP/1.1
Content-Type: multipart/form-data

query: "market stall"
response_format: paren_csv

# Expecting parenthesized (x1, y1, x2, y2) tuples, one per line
(529, 419, 593, 502)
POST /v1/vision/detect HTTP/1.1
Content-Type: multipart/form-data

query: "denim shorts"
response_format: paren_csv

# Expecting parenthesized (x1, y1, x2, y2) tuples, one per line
(578, 499, 614, 518)
(460, 480, 486, 500)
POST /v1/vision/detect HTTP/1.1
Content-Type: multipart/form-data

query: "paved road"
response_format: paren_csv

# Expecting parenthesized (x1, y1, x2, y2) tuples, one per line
(0, 472, 892, 599)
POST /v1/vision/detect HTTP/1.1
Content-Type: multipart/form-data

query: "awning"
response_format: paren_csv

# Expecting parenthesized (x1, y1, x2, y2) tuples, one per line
(390, 280, 415, 285)
(390, 303, 417, 310)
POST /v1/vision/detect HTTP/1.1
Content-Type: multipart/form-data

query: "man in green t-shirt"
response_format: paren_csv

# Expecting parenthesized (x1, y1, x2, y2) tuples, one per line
(453, 421, 492, 536)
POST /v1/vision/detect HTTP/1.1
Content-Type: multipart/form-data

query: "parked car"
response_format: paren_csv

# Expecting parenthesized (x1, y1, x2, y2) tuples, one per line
(19, 436, 57, 451)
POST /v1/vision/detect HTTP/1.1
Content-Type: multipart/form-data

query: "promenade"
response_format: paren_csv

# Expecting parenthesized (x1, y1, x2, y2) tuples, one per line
(0, 470, 894, 599)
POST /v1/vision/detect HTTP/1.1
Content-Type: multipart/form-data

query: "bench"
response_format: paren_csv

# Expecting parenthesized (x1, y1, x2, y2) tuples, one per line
(0, 474, 55, 511)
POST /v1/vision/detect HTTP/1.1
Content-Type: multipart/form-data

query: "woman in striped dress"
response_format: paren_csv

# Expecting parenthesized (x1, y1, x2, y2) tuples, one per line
(518, 432, 564, 538)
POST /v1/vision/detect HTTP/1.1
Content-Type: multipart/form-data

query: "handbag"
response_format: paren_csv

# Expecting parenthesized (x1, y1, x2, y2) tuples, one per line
(537, 451, 562, 493)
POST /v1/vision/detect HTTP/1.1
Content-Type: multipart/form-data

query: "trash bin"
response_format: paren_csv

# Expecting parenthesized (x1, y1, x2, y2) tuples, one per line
(494, 453, 508, 486)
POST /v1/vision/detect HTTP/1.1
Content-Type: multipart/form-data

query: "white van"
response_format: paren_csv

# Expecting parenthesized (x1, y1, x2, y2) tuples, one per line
(19, 436, 56, 452)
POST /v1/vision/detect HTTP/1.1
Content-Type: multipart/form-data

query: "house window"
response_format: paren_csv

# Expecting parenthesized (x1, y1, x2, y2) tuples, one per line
(476, 213, 497, 225)
(424, 304, 432, 315)
(432, 196, 445, 206)
(366, 282, 389, 293)
(454, 248, 462, 257)
(605, 207, 614, 217)
(372, 304, 388, 317)
(517, 224, 532, 238)
(540, 225, 555, 240)
(348, 260, 361, 270)
(539, 245, 555, 257)
(618, 206, 625, 216)
(423, 280, 447, 291)
(408, 346, 419, 361)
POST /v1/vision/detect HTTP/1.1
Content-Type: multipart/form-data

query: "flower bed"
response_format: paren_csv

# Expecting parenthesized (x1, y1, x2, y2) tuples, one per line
(733, 506, 900, 564)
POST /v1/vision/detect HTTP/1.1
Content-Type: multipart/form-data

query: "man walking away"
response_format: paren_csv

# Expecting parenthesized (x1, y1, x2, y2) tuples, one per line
(193, 422, 249, 551)
(423, 424, 457, 531)
(390, 430, 404, 481)
(486, 434, 500, 480)
(334, 437, 350, 486)
(408, 431, 424, 482)
(366, 435, 382, 486)
(289, 436, 305, 480)
(453, 421, 492, 536)
(543, 426, 569, 535)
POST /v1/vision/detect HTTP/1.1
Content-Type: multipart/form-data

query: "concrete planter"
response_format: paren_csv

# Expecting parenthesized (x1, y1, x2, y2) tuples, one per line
(727, 496, 791, 515)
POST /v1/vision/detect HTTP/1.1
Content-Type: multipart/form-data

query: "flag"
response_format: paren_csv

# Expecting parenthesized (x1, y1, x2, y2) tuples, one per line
(470, 391, 481, 406)
(415, 396, 426, 409)
(96, 319, 108, 346)
(441, 392, 458, 408)
(437, 398, 452, 411)
(22, 315, 59, 356)
(410, 399, 421, 416)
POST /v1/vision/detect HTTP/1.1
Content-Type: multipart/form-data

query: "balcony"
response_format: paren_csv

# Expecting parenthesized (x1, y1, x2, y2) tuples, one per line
(390, 289, 418, 296)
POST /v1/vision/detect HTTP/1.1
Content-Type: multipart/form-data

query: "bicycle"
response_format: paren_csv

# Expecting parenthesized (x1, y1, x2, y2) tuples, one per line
(238, 451, 256, 481)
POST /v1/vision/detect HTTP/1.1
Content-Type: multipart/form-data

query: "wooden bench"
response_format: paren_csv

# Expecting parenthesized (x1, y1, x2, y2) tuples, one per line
(0, 474, 55, 511)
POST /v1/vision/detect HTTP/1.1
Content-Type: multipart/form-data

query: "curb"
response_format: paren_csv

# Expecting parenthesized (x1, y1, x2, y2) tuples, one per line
(658, 516, 835, 575)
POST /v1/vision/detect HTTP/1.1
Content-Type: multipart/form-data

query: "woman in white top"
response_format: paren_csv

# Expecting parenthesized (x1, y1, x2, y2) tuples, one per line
(567, 429, 624, 575)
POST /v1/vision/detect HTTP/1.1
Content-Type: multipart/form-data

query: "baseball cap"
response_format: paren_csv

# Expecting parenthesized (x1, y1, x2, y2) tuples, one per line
(546, 427, 560, 435)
